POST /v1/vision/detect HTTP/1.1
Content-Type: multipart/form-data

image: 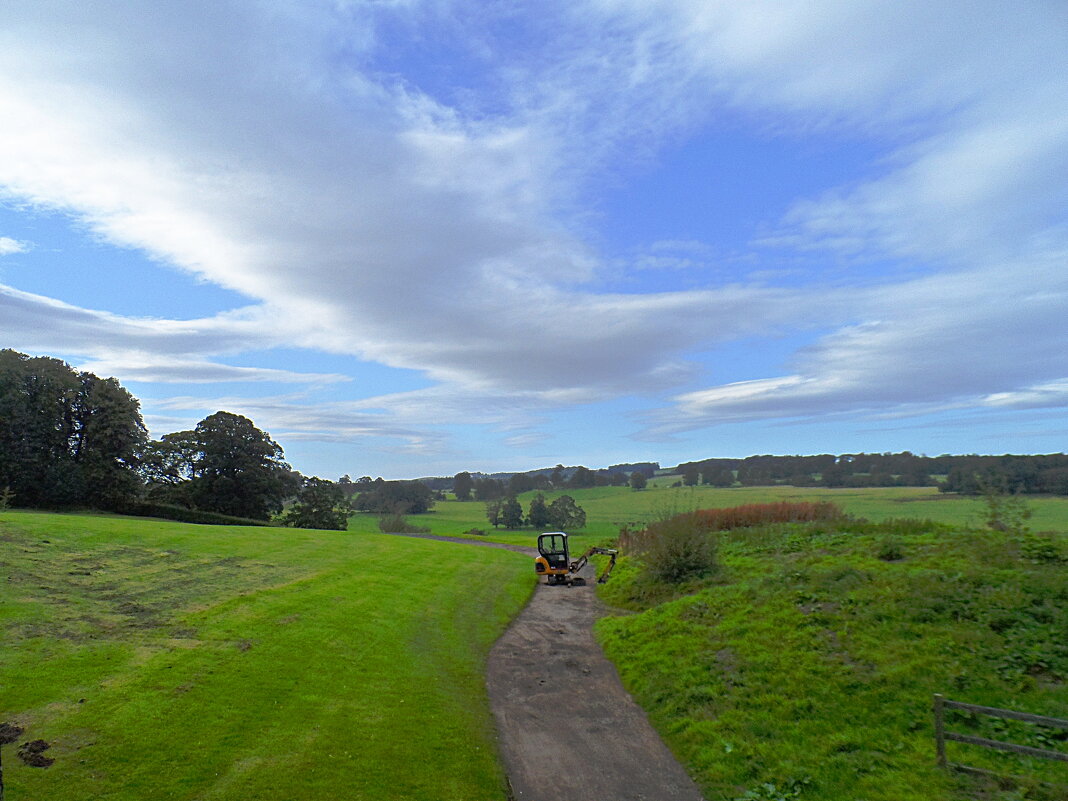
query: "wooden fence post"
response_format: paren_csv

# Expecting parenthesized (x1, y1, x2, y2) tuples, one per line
(934, 693, 947, 768)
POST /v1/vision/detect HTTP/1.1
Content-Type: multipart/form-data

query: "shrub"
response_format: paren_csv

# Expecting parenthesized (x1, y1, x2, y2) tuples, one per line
(464, 528, 487, 537)
(377, 513, 430, 534)
(876, 536, 905, 561)
(638, 512, 719, 584)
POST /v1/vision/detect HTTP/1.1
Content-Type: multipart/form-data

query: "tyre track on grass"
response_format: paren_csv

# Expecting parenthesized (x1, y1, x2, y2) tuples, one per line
(382, 532, 706, 801)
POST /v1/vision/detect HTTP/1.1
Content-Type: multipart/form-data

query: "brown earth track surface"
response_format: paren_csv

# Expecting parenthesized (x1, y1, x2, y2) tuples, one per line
(382, 532, 706, 801)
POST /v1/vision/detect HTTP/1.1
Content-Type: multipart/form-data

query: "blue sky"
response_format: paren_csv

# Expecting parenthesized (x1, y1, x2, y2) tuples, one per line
(2, 1, 1067, 479)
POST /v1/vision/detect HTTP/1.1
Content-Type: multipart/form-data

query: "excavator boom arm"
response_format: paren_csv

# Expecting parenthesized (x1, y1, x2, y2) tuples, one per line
(569, 547, 619, 583)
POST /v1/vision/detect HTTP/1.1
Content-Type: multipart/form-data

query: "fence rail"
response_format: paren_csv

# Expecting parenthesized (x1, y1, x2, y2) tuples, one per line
(934, 694, 1068, 773)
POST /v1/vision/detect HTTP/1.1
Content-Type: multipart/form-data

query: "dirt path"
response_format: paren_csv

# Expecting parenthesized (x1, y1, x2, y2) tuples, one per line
(383, 533, 706, 801)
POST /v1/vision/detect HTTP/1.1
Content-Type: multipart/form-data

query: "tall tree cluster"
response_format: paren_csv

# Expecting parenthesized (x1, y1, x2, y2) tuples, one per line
(0, 350, 146, 509)
(1, 349, 355, 526)
(142, 411, 299, 520)
(352, 478, 435, 514)
(485, 492, 586, 530)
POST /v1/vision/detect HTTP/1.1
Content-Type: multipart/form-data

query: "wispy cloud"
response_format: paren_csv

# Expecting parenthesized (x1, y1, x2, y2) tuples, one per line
(0, 236, 30, 255)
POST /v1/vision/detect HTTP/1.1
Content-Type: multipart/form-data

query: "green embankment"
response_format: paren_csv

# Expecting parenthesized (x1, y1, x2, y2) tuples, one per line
(0, 510, 534, 801)
(596, 520, 1068, 801)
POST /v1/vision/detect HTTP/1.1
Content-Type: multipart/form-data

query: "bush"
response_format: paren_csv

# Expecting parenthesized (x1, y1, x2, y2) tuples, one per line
(876, 536, 906, 561)
(377, 513, 430, 534)
(638, 512, 719, 584)
(464, 528, 487, 537)
(116, 501, 270, 526)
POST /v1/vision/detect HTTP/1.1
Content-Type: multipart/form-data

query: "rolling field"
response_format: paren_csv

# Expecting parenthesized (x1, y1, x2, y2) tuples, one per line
(0, 511, 534, 801)
(348, 485, 1068, 543)
(8, 484, 1068, 800)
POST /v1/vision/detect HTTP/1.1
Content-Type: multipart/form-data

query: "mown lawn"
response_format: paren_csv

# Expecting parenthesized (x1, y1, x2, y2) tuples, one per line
(596, 519, 1068, 801)
(0, 510, 534, 801)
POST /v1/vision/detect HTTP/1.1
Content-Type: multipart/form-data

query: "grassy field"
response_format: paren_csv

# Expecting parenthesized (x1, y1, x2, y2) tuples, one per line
(596, 519, 1068, 801)
(349, 485, 1068, 544)
(8, 486, 1068, 800)
(0, 510, 534, 801)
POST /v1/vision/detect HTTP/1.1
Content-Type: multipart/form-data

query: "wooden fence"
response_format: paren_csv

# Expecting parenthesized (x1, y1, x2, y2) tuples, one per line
(934, 694, 1068, 776)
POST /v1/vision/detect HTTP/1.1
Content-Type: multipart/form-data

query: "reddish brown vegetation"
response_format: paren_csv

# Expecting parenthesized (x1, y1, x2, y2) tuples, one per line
(619, 501, 844, 553)
(692, 500, 844, 531)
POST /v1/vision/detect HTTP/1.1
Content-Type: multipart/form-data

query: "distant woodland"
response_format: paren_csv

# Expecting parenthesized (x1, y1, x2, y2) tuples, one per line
(675, 453, 1068, 495)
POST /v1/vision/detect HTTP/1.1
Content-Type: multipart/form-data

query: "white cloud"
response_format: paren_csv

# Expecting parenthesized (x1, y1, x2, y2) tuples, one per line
(0, 236, 30, 255)
(649, 250, 1068, 435)
(75, 354, 349, 386)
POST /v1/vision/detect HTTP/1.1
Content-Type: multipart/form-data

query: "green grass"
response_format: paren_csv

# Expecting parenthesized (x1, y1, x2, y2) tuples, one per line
(0, 510, 535, 800)
(349, 485, 1068, 548)
(596, 519, 1068, 801)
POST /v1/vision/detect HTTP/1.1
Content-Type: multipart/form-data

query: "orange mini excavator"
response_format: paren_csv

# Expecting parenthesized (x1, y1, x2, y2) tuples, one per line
(533, 531, 618, 586)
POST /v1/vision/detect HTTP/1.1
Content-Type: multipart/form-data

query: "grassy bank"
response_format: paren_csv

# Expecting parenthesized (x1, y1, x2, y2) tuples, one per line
(0, 510, 534, 800)
(596, 518, 1068, 801)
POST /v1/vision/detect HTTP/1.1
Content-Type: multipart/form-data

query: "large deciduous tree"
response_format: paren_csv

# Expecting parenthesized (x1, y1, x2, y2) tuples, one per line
(0, 349, 146, 509)
(188, 411, 296, 520)
(500, 496, 524, 529)
(74, 374, 149, 509)
(283, 477, 351, 530)
(353, 479, 435, 514)
(527, 492, 550, 529)
(547, 495, 586, 530)
(453, 471, 473, 500)
(485, 498, 503, 528)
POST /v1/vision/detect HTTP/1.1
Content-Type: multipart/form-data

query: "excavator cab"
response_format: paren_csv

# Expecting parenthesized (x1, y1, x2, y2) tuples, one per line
(534, 532, 618, 586)
(537, 532, 570, 573)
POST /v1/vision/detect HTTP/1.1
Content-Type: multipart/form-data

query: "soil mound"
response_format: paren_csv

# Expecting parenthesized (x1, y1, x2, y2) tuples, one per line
(0, 722, 23, 744)
(17, 739, 54, 768)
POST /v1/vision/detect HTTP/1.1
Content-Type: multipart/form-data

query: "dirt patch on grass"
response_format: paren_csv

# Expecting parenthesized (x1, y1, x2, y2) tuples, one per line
(0, 722, 24, 744)
(17, 739, 54, 768)
(3, 529, 294, 648)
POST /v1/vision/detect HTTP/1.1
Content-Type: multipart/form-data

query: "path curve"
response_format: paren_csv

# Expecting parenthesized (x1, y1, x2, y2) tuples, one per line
(382, 533, 706, 801)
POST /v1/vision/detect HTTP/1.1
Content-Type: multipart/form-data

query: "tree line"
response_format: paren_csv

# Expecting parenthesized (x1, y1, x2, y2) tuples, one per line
(485, 492, 586, 530)
(449, 462, 656, 500)
(0, 350, 349, 528)
(675, 452, 1068, 494)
